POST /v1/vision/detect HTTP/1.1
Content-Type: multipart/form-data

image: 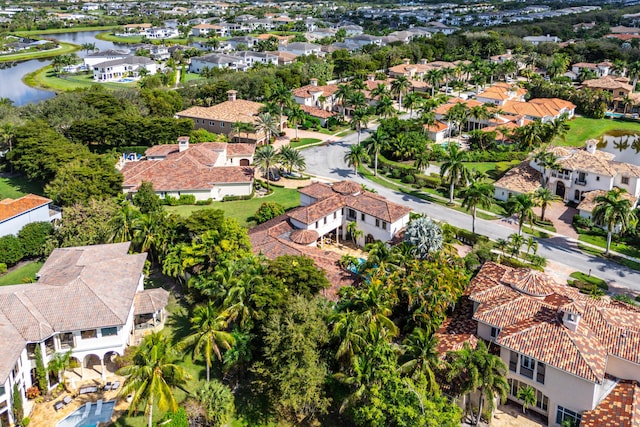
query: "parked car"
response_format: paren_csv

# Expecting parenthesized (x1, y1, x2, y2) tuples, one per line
(266, 169, 280, 181)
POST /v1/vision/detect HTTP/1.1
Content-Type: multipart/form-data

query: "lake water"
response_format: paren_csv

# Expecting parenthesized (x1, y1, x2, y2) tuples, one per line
(0, 30, 124, 105)
(599, 132, 640, 166)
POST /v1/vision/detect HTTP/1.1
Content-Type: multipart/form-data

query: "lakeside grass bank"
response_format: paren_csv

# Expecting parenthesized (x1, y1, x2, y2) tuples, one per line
(23, 65, 137, 92)
(13, 25, 119, 36)
(0, 41, 79, 63)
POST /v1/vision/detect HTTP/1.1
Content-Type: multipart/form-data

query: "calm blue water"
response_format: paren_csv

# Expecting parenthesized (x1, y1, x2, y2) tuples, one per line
(56, 401, 115, 427)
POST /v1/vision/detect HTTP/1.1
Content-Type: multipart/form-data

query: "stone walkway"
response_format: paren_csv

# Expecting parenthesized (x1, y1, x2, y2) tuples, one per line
(536, 202, 579, 240)
(491, 404, 547, 427)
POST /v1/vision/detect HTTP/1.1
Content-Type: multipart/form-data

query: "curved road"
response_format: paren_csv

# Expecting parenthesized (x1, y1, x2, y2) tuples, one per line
(302, 130, 640, 293)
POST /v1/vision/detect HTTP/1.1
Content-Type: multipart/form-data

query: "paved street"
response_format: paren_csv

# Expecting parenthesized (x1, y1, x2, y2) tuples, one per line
(301, 129, 640, 293)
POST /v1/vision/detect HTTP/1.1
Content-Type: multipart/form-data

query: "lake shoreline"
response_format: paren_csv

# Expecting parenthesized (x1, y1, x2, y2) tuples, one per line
(0, 41, 79, 63)
(13, 25, 118, 36)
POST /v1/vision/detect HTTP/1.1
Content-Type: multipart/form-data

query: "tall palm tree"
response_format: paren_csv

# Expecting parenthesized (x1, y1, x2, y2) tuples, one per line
(440, 143, 470, 203)
(461, 181, 495, 234)
(403, 92, 421, 118)
(592, 188, 638, 255)
(414, 149, 431, 173)
(375, 95, 396, 119)
(270, 83, 292, 126)
(424, 69, 443, 96)
(366, 129, 387, 176)
(533, 187, 558, 222)
(370, 83, 390, 100)
(350, 108, 369, 144)
(109, 202, 141, 243)
(118, 332, 190, 427)
(472, 341, 508, 426)
(507, 193, 536, 235)
(254, 112, 279, 144)
(391, 75, 411, 111)
(533, 150, 560, 188)
(335, 84, 354, 115)
(400, 328, 440, 393)
(287, 104, 306, 141)
(349, 91, 368, 112)
(279, 144, 306, 174)
(47, 350, 75, 386)
(180, 301, 235, 382)
(254, 144, 280, 191)
(344, 144, 369, 177)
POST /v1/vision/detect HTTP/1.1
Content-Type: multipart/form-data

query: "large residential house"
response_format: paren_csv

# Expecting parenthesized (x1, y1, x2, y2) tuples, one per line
(292, 78, 339, 114)
(83, 49, 132, 68)
(189, 53, 243, 73)
(0, 194, 60, 237)
(569, 61, 613, 79)
(120, 137, 255, 201)
(0, 243, 168, 426)
(92, 57, 158, 82)
(581, 75, 640, 113)
(437, 261, 640, 427)
(175, 91, 286, 144)
(388, 58, 456, 80)
(278, 42, 322, 57)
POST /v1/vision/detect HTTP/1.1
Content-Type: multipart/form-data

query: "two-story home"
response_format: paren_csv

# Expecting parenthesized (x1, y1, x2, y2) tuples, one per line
(437, 261, 640, 427)
(278, 42, 322, 57)
(343, 34, 383, 51)
(92, 57, 158, 82)
(83, 49, 132, 68)
(189, 53, 245, 73)
(581, 75, 640, 112)
(0, 243, 168, 426)
(531, 141, 640, 213)
(570, 61, 613, 79)
(293, 78, 340, 113)
(120, 137, 255, 201)
(175, 90, 286, 144)
(0, 194, 61, 237)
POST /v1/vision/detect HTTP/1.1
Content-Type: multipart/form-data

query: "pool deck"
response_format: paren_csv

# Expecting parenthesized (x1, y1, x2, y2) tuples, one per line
(29, 376, 130, 427)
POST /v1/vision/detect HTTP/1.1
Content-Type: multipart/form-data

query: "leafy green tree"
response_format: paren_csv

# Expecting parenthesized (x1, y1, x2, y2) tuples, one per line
(265, 255, 330, 297)
(461, 181, 494, 234)
(592, 188, 638, 255)
(133, 181, 162, 214)
(118, 332, 191, 427)
(194, 380, 235, 427)
(54, 199, 119, 247)
(251, 295, 331, 422)
(184, 209, 224, 236)
(34, 345, 48, 392)
(254, 202, 285, 224)
(344, 143, 369, 177)
(0, 235, 24, 266)
(440, 143, 470, 203)
(403, 216, 443, 259)
(181, 301, 235, 382)
(507, 193, 536, 235)
(18, 222, 53, 258)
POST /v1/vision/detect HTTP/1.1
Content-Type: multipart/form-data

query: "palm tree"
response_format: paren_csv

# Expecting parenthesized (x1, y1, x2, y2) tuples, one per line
(279, 144, 306, 174)
(425, 69, 443, 96)
(400, 328, 440, 393)
(81, 42, 97, 54)
(346, 221, 364, 246)
(472, 341, 508, 426)
(461, 181, 495, 234)
(533, 150, 560, 188)
(349, 91, 368, 112)
(414, 149, 431, 173)
(375, 95, 396, 119)
(403, 92, 421, 118)
(507, 193, 536, 235)
(350, 108, 369, 144)
(509, 233, 525, 258)
(231, 121, 243, 143)
(254, 144, 280, 191)
(287, 104, 306, 141)
(118, 332, 190, 427)
(533, 187, 558, 222)
(592, 188, 638, 255)
(370, 83, 390, 100)
(270, 83, 292, 126)
(180, 301, 235, 382)
(47, 351, 75, 387)
(517, 385, 537, 414)
(440, 143, 470, 203)
(109, 203, 140, 243)
(366, 129, 387, 176)
(344, 144, 369, 177)
(254, 112, 279, 144)
(391, 76, 411, 111)
(525, 236, 538, 255)
(334, 84, 354, 115)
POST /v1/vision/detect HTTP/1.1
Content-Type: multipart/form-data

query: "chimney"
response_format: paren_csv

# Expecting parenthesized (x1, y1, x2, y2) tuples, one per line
(227, 90, 237, 102)
(420, 58, 428, 65)
(506, 49, 512, 55)
(561, 306, 581, 332)
(310, 78, 318, 86)
(178, 136, 190, 152)
(403, 58, 411, 65)
(367, 74, 375, 81)
(585, 139, 597, 154)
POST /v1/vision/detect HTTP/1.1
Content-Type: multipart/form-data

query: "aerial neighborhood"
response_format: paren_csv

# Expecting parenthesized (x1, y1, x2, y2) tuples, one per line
(2, 1, 640, 426)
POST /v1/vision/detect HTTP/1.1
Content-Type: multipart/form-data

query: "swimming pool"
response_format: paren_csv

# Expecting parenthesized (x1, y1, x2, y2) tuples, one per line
(605, 112, 625, 118)
(57, 400, 115, 427)
(118, 78, 135, 83)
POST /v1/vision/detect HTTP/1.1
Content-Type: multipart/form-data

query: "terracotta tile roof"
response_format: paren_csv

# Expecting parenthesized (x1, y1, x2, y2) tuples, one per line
(333, 180, 363, 195)
(435, 297, 479, 356)
(494, 161, 541, 194)
(134, 288, 169, 315)
(300, 104, 337, 119)
(501, 100, 560, 119)
(582, 76, 633, 92)
(528, 97, 576, 112)
(345, 191, 411, 223)
(288, 195, 343, 225)
(424, 120, 449, 133)
(176, 99, 265, 124)
(292, 83, 339, 99)
(0, 194, 52, 223)
(290, 229, 319, 245)
(122, 142, 254, 191)
(0, 243, 148, 383)
(501, 268, 555, 296)
(557, 147, 617, 177)
(577, 189, 637, 213)
(145, 144, 179, 157)
(298, 182, 335, 200)
(227, 143, 257, 156)
(581, 380, 640, 427)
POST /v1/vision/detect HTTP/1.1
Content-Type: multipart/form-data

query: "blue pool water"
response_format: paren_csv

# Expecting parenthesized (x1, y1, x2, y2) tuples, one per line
(605, 112, 625, 118)
(119, 78, 135, 83)
(57, 401, 115, 427)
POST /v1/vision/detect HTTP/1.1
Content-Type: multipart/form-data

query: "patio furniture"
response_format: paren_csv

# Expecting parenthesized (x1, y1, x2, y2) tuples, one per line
(111, 381, 120, 390)
(63, 396, 72, 405)
(79, 386, 98, 394)
(54, 401, 64, 411)
(103, 382, 112, 391)
(82, 402, 91, 419)
(95, 399, 103, 416)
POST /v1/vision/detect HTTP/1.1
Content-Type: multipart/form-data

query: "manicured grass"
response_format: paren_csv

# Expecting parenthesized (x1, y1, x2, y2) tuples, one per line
(568, 271, 608, 290)
(164, 187, 301, 227)
(553, 117, 640, 147)
(290, 137, 321, 149)
(0, 176, 44, 199)
(96, 32, 207, 45)
(578, 233, 640, 259)
(183, 72, 204, 82)
(24, 66, 137, 92)
(14, 26, 118, 35)
(0, 42, 79, 62)
(335, 129, 354, 137)
(0, 261, 43, 286)
(464, 160, 521, 181)
(577, 243, 640, 271)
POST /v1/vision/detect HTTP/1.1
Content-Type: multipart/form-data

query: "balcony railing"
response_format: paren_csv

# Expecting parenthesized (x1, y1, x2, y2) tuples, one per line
(574, 179, 587, 186)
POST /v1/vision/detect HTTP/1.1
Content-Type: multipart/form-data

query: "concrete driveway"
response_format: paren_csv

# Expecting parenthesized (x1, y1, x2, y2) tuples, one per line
(535, 202, 579, 240)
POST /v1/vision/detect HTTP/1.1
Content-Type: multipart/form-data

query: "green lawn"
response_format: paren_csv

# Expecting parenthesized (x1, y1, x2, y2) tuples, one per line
(0, 261, 43, 286)
(164, 187, 300, 227)
(464, 160, 521, 181)
(0, 176, 44, 199)
(14, 25, 118, 36)
(0, 42, 79, 62)
(24, 66, 137, 92)
(578, 233, 640, 259)
(577, 243, 640, 271)
(96, 32, 207, 46)
(568, 271, 608, 290)
(183, 72, 204, 82)
(553, 117, 640, 147)
(290, 138, 321, 149)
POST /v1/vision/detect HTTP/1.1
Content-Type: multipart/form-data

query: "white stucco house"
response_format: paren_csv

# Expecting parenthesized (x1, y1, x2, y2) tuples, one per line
(120, 137, 255, 201)
(0, 243, 168, 426)
(436, 261, 640, 427)
(292, 78, 339, 111)
(278, 41, 322, 57)
(0, 194, 60, 237)
(83, 49, 132, 68)
(92, 56, 158, 82)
